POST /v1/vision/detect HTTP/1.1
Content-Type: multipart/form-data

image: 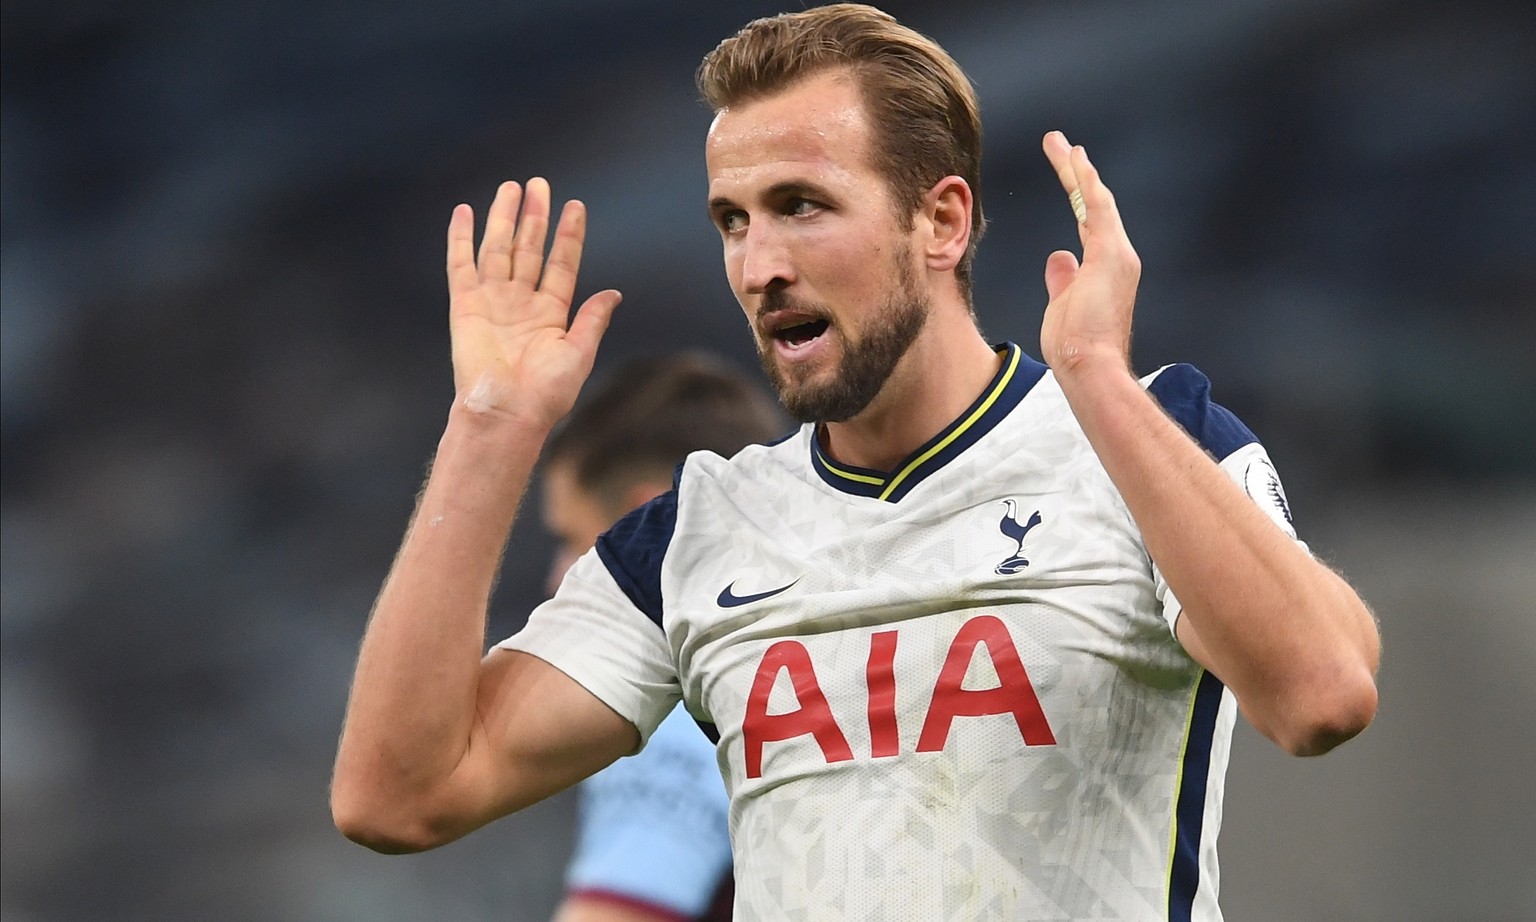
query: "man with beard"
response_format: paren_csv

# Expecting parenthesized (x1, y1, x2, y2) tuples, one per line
(332, 5, 1381, 920)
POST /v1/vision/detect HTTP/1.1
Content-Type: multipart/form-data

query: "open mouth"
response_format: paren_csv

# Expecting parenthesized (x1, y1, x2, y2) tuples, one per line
(774, 319, 830, 347)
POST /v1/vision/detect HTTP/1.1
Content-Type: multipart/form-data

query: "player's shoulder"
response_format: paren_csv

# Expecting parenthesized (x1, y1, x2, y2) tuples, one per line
(1138, 360, 1214, 393)
(679, 424, 808, 488)
(596, 430, 802, 577)
(1140, 362, 1258, 462)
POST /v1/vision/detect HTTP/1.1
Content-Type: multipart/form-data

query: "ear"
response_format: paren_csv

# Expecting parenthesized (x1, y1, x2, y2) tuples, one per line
(918, 176, 972, 273)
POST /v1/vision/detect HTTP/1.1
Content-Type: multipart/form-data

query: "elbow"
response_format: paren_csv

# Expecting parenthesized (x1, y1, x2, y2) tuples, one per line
(1271, 667, 1379, 757)
(330, 780, 453, 855)
(332, 809, 437, 856)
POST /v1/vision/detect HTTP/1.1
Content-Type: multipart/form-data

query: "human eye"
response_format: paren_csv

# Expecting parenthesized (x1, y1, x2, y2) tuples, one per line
(718, 209, 748, 234)
(786, 197, 822, 217)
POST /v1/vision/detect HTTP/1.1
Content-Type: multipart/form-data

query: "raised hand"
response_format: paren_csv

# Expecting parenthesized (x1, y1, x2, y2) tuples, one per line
(1038, 131, 1140, 375)
(446, 178, 622, 429)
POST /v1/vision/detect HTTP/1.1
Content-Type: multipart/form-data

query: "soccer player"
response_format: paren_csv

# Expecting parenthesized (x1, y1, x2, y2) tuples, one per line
(331, 5, 1382, 920)
(539, 354, 784, 922)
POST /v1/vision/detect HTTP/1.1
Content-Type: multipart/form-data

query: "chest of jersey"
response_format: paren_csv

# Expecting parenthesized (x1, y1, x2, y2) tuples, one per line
(662, 430, 1192, 795)
(659, 432, 1210, 920)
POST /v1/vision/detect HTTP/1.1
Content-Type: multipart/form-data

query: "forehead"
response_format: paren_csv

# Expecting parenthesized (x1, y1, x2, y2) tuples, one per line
(705, 71, 880, 198)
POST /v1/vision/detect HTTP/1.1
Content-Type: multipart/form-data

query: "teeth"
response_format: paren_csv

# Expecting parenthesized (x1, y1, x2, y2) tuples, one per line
(766, 318, 830, 354)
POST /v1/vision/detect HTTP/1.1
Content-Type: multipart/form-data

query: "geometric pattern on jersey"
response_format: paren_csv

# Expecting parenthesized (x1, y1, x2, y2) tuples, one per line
(565, 705, 733, 918)
(502, 343, 1303, 921)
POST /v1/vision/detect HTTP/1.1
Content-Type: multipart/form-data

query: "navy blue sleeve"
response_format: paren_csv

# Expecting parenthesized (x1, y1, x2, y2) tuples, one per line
(594, 489, 678, 629)
(1146, 364, 1257, 462)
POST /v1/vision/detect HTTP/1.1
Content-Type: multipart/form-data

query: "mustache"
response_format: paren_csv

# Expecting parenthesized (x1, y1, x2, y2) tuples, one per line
(757, 288, 831, 324)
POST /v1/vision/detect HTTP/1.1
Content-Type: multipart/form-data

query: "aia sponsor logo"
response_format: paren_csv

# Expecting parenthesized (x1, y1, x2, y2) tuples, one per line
(740, 615, 1056, 779)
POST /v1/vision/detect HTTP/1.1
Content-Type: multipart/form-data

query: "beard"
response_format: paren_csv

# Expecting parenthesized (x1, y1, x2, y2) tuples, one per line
(756, 255, 930, 424)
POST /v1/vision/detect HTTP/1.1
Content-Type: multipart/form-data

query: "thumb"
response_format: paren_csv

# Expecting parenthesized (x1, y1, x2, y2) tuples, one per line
(1043, 250, 1079, 302)
(566, 289, 623, 356)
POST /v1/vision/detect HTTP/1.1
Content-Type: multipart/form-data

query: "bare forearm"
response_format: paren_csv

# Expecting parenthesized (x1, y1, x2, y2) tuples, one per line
(331, 179, 626, 851)
(335, 405, 550, 800)
(1056, 357, 1378, 752)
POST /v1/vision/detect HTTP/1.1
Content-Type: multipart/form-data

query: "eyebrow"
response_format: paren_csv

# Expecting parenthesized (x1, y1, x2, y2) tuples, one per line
(708, 180, 831, 214)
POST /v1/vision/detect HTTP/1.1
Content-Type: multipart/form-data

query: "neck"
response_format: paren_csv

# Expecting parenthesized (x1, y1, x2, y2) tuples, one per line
(817, 311, 1001, 472)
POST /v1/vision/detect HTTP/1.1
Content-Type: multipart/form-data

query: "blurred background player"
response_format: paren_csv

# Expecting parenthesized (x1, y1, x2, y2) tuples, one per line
(538, 353, 786, 922)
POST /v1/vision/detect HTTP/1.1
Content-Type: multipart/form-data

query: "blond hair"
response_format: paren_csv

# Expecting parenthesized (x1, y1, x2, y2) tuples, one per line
(697, 3, 986, 298)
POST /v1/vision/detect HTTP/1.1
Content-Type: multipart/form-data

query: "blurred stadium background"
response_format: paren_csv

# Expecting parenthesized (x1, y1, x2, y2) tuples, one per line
(2, 1, 1533, 919)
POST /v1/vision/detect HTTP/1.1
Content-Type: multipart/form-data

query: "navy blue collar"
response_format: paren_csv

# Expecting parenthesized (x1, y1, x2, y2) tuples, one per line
(810, 342, 1047, 502)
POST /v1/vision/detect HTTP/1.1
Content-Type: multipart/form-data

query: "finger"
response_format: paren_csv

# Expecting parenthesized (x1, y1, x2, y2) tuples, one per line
(447, 203, 479, 298)
(1070, 146, 1140, 286)
(1041, 131, 1083, 217)
(565, 289, 623, 357)
(478, 181, 523, 281)
(1043, 249, 1079, 302)
(511, 177, 552, 292)
(1070, 144, 1129, 242)
(538, 199, 588, 309)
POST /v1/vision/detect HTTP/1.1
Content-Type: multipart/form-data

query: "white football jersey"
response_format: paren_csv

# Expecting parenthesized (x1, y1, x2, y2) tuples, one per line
(501, 343, 1301, 922)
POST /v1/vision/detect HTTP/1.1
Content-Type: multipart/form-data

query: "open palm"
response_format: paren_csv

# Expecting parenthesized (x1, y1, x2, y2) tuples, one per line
(446, 178, 621, 429)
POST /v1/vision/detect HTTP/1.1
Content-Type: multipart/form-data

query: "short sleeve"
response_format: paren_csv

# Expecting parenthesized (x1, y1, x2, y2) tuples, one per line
(497, 548, 680, 746)
(1143, 364, 1308, 639)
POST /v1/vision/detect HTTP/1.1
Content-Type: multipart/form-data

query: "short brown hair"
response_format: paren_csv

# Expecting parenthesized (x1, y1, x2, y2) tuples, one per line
(697, 3, 986, 298)
(545, 353, 787, 505)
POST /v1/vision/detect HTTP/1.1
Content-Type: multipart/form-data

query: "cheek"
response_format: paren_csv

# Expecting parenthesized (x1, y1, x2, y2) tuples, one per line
(721, 247, 758, 319)
(808, 229, 886, 280)
(722, 244, 749, 293)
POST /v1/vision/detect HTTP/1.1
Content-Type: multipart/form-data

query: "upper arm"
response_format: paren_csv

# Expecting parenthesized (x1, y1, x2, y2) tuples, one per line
(1141, 368, 1378, 752)
(439, 490, 684, 840)
(435, 648, 640, 841)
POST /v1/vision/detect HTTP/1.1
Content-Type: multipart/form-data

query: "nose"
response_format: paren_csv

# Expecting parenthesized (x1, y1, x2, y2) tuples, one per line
(737, 221, 796, 296)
